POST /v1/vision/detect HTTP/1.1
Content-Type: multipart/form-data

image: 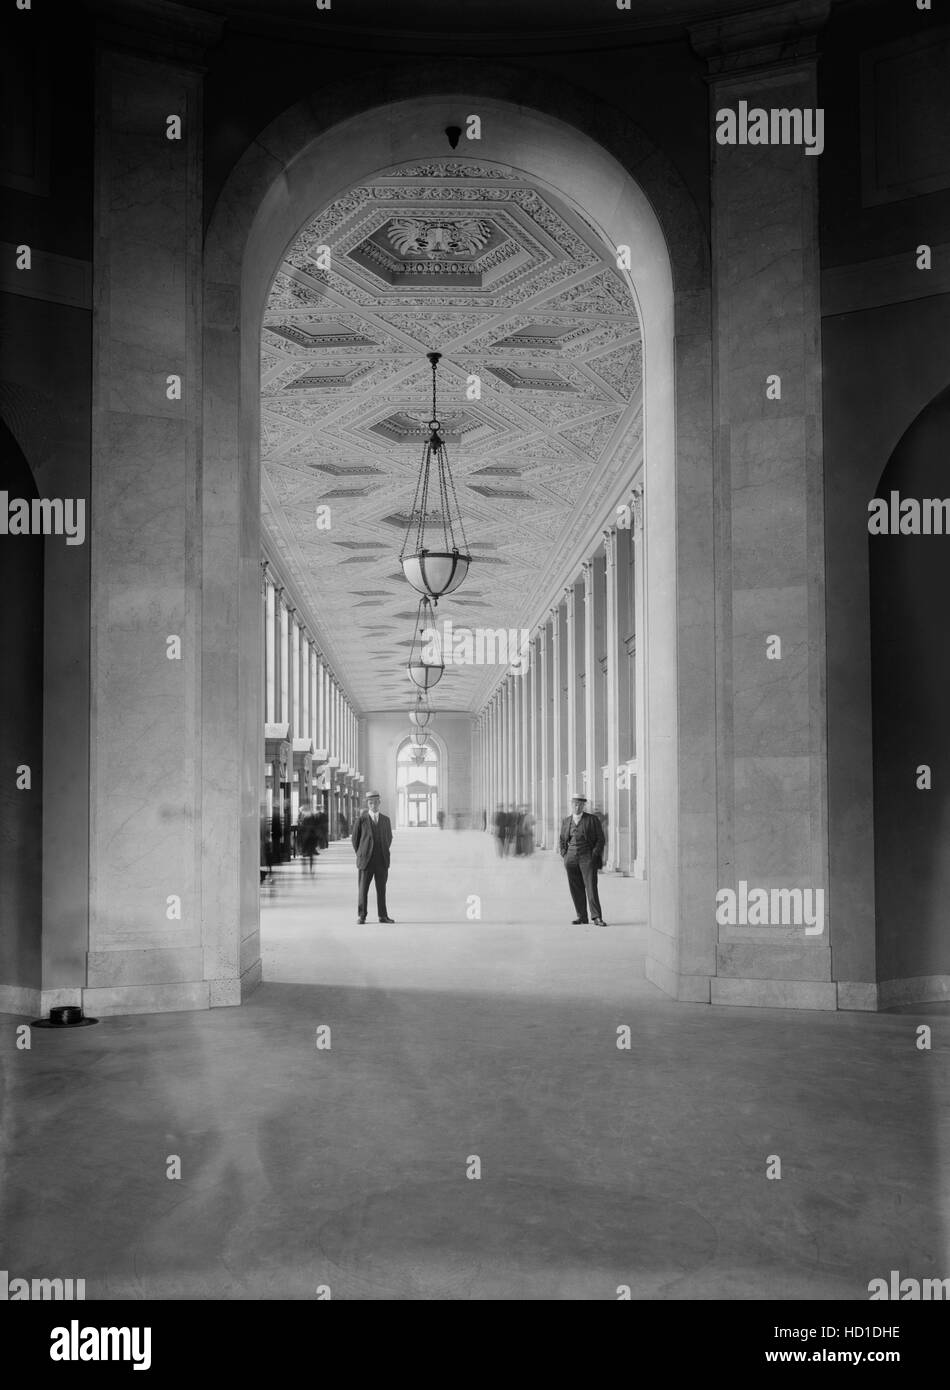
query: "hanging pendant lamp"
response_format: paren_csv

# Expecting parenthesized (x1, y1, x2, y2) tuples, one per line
(409, 692, 433, 728)
(399, 352, 472, 601)
(406, 594, 445, 690)
(410, 727, 430, 749)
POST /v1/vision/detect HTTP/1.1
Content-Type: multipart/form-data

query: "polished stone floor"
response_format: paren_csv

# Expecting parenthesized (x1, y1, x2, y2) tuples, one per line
(1, 830, 946, 1300)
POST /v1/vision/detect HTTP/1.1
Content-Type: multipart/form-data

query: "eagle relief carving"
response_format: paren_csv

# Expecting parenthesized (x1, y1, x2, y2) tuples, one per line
(387, 219, 493, 259)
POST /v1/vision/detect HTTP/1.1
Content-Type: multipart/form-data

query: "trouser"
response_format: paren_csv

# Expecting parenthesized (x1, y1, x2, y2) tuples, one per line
(564, 852, 602, 921)
(358, 855, 389, 919)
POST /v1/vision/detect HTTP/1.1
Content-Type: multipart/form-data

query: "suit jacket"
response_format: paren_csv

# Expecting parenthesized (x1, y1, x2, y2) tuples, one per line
(351, 811, 393, 870)
(558, 812, 605, 863)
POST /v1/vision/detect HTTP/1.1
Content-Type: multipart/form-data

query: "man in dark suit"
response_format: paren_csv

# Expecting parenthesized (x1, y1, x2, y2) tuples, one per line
(351, 791, 395, 924)
(558, 793, 607, 926)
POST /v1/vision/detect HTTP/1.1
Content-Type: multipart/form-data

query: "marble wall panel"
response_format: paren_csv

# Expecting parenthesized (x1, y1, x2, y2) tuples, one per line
(718, 941, 831, 981)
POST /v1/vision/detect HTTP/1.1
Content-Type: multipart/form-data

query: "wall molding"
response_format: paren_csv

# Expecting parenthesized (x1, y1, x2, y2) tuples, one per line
(822, 245, 950, 318)
(0, 244, 92, 311)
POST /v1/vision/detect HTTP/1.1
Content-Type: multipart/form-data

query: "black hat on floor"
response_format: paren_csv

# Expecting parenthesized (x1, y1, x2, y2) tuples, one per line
(32, 1005, 98, 1028)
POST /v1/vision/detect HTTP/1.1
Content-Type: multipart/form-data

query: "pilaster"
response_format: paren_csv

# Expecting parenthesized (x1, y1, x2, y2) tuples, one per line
(692, 0, 832, 1005)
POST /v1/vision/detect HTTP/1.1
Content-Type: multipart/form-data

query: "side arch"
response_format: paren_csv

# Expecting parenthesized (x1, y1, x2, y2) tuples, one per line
(870, 384, 950, 1004)
(0, 419, 44, 1004)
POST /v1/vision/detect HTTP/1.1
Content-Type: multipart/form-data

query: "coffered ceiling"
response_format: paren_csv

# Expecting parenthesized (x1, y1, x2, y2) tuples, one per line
(260, 160, 643, 713)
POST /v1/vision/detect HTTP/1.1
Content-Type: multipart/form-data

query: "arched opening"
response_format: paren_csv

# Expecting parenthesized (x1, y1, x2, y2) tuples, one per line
(202, 78, 714, 1003)
(396, 738, 439, 829)
(870, 384, 950, 1002)
(0, 420, 44, 999)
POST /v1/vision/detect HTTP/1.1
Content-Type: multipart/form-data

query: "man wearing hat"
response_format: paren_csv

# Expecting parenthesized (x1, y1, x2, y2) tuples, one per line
(558, 793, 607, 926)
(351, 792, 395, 924)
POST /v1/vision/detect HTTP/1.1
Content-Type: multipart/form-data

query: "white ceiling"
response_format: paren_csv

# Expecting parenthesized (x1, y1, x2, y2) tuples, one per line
(260, 160, 642, 713)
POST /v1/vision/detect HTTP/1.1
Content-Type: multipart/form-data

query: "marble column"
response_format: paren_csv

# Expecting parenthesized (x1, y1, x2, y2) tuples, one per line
(282, 600, 292, 725)
(550, 605, 562, 826)
(289, 612, 299, 739)
(604, 529, 620, 871)
(615, 521, 634, 875)
(497, 685, 506, 808)
(692, 0, 832, 1007)
(265, 578, 276, 724)
(592, 550, 608, 817)
(520, 648, 529, 810)
(300, 633, 309, 742)
(517, 672, 522, 806)
(632, 489, 647, 880)
(490, 692, 497, 812)
(489, 700, 496, 817)
(538, 624, 549, 849)
(497, 695, 506, 811)
(506, 676, 513, 804)
(529, 639, 538, 821)
(582, 561, 596, 802)
(564, 584, 577, 796)
(309, 648, 317, 748)
(509, 672, 517, 806)
(260, 563, 269, 721)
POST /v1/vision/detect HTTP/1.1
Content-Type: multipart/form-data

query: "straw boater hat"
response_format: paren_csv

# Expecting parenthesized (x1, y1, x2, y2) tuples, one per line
(570, 793, 587, 802)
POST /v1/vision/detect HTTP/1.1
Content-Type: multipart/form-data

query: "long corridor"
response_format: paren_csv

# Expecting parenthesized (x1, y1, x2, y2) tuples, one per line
(262, 830, 651, 999)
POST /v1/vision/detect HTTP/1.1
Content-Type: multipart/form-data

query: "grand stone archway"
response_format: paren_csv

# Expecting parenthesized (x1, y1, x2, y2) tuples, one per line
(201, 75, 716, 1006)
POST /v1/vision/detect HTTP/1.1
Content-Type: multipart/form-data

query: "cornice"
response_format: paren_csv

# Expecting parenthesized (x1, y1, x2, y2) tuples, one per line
(87, 0, 225, 64)
(689, 0, 830, 74)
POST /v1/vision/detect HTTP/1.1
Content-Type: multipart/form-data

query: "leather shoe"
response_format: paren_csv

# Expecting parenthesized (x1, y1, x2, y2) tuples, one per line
(571, 917, 589, 924)
(357, 915, 366, 924)
(592, 918, 607, 927)
(379, 916, 395, 924)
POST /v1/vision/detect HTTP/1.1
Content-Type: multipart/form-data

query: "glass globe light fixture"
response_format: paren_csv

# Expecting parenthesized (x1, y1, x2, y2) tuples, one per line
(406, 594, 445, 690)
(399, 352, 472, 601)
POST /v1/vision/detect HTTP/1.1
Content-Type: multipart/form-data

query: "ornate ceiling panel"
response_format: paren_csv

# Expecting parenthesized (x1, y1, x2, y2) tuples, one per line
(261, 161, 642, 713)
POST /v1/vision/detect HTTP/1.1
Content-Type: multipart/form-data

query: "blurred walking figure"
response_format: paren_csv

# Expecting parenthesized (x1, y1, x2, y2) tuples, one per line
(298, 806, 320, 875)
(270, 806, 284, 868)
(352, 792, 395, 924)
(516, 804, 535, 856)
(559, 793, 607, 926)
(260, 804, 274, 885)
(494, 803, 508, 857)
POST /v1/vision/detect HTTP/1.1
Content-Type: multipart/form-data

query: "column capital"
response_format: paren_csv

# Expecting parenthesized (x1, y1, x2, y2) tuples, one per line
(602, 527, 616, 566)
(688, 0, 829, 75)
(631, 486, 644, 536)
(581, 559, 594, 596)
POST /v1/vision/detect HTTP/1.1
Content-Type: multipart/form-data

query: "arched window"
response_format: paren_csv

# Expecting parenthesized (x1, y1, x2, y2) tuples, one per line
(396, 738, 439, 828)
